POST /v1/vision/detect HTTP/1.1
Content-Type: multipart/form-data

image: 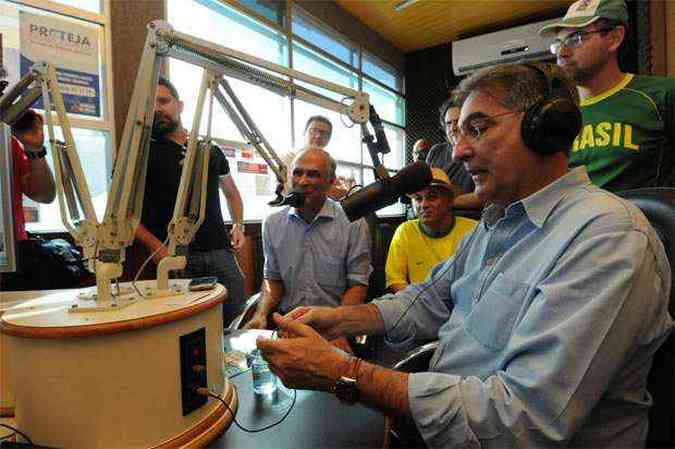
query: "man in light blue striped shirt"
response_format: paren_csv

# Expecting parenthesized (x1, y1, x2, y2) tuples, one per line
(245, 147, 371, 330)
(258, 63, 674, 448)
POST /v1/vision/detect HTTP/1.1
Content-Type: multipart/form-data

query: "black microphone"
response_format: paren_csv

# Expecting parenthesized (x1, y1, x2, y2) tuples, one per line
(340, 161, 432, 222)
(277, 191, 304, 208)
(268, 181, 304, 208)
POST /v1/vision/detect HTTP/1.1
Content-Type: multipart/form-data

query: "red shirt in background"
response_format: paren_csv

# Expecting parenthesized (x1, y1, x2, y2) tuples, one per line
(11, 135, 29, 241)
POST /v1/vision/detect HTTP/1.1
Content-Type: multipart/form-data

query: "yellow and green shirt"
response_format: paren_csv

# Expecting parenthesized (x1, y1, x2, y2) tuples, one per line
(385, 217, 477, 289)
(569, 74, 675, 191)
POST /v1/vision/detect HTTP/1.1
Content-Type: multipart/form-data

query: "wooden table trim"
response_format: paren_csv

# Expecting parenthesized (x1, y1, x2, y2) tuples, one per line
(151, 382, 238, 449)
(0, 293, 224, 339)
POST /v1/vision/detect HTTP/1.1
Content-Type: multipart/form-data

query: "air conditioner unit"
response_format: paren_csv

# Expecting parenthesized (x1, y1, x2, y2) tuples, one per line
(452, 17, 562, 77)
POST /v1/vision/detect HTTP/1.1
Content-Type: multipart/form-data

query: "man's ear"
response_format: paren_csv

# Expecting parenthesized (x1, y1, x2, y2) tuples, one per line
(608, 25, 626, 53)
(178, 100, 184, 114)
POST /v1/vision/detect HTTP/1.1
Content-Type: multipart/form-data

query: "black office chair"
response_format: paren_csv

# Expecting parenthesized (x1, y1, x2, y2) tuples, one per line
(618, 188, 675, 448)
(391, 341, 439, 373)
(384, 342, 439, 448)
(227, 291, 261, 332)
(352, 217, 396, 358)
(366, 214, 396, 300)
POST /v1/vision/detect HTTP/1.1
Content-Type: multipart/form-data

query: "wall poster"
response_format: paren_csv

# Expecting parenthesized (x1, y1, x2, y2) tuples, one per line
(19, 11, 101, 117)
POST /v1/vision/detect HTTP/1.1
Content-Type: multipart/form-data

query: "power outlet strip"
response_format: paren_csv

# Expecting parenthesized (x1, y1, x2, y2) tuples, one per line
(179, 327, 208, 416)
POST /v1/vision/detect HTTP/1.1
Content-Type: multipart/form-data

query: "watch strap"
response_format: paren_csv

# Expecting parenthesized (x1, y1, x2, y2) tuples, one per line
(334, 356, 362, 404)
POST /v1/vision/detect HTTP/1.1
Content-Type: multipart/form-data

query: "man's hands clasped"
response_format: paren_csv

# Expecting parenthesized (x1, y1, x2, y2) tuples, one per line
(280, 306, 345, 340)
(255, 312, 351, 391)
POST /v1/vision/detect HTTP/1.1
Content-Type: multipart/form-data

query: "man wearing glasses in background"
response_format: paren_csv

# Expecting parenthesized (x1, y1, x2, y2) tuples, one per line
(304, 115, 333, 149)
(256, 63, 673, 448)
(304, 115, 355, 199)
(427, 97, 483, 210)
(540, 0, 675, 191)
(283, 115, 355, 199)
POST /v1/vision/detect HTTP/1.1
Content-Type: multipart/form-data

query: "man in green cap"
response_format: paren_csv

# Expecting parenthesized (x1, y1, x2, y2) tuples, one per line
(540, 0, 675, 191)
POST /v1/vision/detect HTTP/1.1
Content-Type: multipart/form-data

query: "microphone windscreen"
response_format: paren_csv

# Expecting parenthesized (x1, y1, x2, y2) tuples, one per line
(388, 161, 433, 195)
(340, 161, 432, 221)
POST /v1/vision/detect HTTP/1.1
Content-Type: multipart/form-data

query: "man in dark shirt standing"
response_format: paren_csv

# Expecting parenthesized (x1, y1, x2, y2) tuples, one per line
(427, 96, 483, 210)
(136, 77, 245, 326)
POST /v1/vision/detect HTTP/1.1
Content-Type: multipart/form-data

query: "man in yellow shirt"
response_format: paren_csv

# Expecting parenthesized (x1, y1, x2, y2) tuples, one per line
(385, 168, 477, 292)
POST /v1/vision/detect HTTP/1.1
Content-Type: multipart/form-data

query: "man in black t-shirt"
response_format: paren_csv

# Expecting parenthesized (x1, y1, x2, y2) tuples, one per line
(427, 96, 483, 211)
(136, 77, 245, 326)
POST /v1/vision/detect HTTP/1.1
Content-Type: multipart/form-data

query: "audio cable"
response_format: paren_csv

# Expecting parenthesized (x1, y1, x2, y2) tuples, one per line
(195, 387, 296, 433)
(0, 423, 33, 445)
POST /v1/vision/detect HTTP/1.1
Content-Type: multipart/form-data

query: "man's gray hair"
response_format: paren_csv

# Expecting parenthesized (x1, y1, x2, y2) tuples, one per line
(454, 63, 579, 114)
(293, 146, 336, 179)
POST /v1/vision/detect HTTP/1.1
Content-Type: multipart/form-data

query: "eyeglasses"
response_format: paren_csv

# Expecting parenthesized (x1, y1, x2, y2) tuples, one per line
(307, 128, 331, 138)
(450, 110, 521, 146)
(550, 27, 615, 55)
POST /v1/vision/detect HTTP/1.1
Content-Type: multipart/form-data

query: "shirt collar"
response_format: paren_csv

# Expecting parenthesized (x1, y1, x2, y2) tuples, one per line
(580, 73, 634, 107)
(482, 167, 591, 229)
(288, 197, 337, 222)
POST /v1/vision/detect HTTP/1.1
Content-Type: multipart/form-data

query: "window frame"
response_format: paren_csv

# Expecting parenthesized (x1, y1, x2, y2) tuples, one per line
(362, 49, 405, 95)
(7, 0, 116, 232)
(291, 5, 358, 68)
(166, 0, 407, 221)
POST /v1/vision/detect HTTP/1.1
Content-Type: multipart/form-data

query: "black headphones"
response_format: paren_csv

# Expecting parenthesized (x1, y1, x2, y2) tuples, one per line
(520, 63, 582, 155)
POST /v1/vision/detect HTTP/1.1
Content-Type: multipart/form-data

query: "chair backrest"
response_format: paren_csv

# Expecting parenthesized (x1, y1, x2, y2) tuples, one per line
(366, 214, 396, 300)
(392, 341, 439, 373)
(387, 341, 439, 446)
(619, 188, 675, 447)
(228, 292, 261, 332)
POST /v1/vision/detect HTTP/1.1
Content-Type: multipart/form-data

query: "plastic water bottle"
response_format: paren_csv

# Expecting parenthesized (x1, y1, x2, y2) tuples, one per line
(251, 349, 277, 395)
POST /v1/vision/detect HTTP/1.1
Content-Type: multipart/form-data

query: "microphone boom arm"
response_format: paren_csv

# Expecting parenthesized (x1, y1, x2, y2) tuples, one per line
(87, 19, 376, 299)
(0, 62, 99, 265)
(361, 105, 392, 182)
(0, 20, 394, 304)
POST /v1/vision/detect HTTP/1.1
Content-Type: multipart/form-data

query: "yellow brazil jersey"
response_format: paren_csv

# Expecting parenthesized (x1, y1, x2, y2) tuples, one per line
(385, 216, 477, 289)
(569, 74, 675, 190)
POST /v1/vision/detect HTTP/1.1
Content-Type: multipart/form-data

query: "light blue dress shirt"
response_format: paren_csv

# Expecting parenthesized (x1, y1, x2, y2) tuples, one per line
(374, 167, 674, 448)
(263, 198, 372, 312)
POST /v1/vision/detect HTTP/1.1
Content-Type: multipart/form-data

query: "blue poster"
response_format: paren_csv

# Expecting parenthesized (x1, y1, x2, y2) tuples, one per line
(19, 11, 101, 117)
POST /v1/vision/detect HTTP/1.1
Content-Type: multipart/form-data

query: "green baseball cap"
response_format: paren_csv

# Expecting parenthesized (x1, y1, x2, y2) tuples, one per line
(539, 0, 629, 37)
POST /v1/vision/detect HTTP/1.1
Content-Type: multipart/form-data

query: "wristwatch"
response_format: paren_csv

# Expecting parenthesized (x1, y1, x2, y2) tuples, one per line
(25, 145, 47, 160)
(334, 376, 359, 405)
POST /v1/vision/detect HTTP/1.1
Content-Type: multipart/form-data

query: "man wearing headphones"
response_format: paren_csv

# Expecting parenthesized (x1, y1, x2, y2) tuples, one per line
(541, 0, 675, 191)
(256, 63, 673, 448)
